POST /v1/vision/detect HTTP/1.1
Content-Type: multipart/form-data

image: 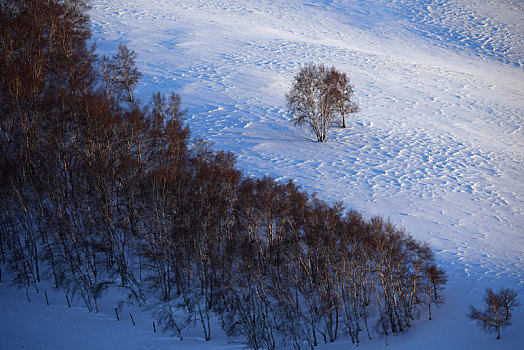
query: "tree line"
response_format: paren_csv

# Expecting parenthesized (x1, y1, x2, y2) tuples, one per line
(0, 1, 446, 348)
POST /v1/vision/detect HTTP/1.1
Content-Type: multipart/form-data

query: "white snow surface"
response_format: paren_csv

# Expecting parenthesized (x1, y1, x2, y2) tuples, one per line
(1, 0, 523, 349)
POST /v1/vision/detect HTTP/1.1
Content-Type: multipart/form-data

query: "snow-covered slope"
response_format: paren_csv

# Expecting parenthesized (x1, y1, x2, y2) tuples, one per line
(1, 0, 523, 348)
(88, 0, 523, 281)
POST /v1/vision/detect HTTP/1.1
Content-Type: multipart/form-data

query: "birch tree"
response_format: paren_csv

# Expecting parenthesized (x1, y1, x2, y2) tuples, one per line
(286, 64, 358, 141)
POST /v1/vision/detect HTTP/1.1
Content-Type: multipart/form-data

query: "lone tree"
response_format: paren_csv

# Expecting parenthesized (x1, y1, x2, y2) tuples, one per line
(468, 288, 519, 340)
(286, 64, 358, 142)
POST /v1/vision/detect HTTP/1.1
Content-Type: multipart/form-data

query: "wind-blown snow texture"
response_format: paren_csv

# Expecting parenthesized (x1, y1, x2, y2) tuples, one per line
(1, 0, 523, 349)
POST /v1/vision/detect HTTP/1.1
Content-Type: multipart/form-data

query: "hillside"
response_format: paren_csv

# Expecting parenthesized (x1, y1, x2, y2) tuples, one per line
(89, 0, 523, 286)
(1, 0, 523, 349)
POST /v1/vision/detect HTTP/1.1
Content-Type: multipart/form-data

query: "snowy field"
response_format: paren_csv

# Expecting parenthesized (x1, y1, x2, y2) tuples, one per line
(1, 0, 523, 348)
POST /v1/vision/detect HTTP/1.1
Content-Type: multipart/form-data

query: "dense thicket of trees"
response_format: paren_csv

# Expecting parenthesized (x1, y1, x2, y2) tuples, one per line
(0, 1, 446, 348)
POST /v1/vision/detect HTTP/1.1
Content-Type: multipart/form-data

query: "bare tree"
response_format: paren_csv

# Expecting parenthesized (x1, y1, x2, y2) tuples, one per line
(99, 55, 117, 103)
(327, 68, 359, 128)
(112, 43, 142, 103)
(468, 288, 519, 340)
(498, 288, 520, 322)
(286, 64, 358, 142)
(423, 265, 447, 320)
